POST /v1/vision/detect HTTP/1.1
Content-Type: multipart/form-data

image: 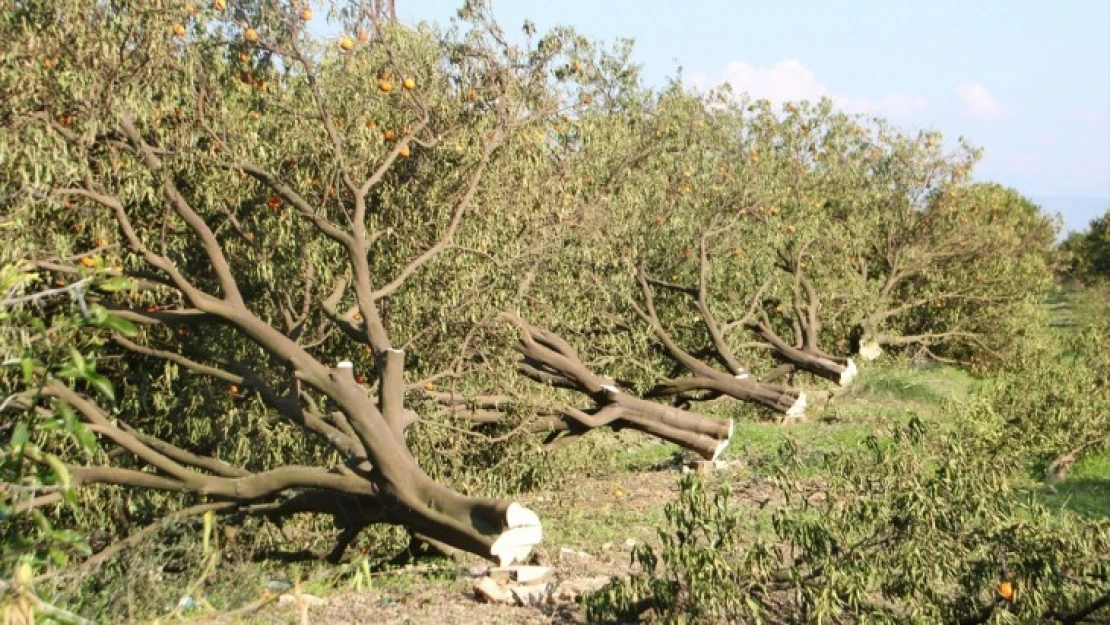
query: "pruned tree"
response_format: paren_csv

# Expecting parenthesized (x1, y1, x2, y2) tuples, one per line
(0, 0, 625, 564)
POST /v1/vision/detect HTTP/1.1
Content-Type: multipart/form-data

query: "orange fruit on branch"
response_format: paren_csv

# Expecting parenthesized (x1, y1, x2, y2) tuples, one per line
(267, 194, 281, 210)
(998, 581, 1014, 601)
(399, 145, 411, 158)
(213, 0, 225, 10)
(382, 129, 396, 141)
(339, 36, 354, 52)
(402, 77, 416, 91)
(244, 28, 259, 43)
(299, 7, 312, 20)
(172, 24, 186, 38)
(378, 79, 393, 93)
(79, 257, 97, 268)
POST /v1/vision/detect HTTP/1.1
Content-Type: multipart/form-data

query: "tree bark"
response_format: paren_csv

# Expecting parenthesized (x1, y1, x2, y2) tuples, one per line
(506, 315, 734, 459)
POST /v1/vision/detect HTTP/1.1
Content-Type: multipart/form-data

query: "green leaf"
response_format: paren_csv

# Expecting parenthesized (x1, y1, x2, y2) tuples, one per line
(10, 421, 29, 446)
(56, 365, 81, 379)
(19, 355, 37, 383)
(99, 277, 135, 292)
(44, 454, 71, 489)
(69, 348, 87, 376)
(85, 371, 116, 402)
(97, 313, 139, 337)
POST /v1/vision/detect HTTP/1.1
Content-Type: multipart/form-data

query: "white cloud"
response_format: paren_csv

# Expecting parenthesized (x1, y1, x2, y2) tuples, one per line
(691, 58, 928, 120)
(956, 83, 1001, 118)
(836, 93, 929, 119)
(1071, 108, 1106, 125)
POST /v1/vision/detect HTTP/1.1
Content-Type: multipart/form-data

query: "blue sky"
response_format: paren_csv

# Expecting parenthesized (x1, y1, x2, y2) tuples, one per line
(390, 1, 1110, 233)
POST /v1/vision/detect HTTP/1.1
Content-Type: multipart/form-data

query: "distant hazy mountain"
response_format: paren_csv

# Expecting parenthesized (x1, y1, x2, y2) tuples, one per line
(1031, 196, 1109, 238)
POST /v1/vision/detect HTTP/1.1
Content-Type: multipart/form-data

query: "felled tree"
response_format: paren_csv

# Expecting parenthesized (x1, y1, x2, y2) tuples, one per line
(407, 49, 738, 457)
(531, 91, 857, 419)
(824, 131, 1055, 362)
(0, 0, 615, 564)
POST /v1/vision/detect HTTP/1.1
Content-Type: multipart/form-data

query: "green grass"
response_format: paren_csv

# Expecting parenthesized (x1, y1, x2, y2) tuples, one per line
(706, 360, 979, 475)
(1038, 448, 1110, 517)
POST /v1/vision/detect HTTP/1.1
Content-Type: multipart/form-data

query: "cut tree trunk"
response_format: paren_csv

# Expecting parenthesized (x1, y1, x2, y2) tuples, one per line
(648, 370, 808, 416)
(749, 322, 858, 386)
(506, 315, 734, 460)
(305, 354, 545, 565)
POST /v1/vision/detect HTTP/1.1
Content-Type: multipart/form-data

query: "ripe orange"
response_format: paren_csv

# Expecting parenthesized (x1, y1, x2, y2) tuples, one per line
(299, 8, 312, 20)
(399, 145, 411, 158)
(173, 24, 186, 38)
(998, 581, 1014, 601)
(93, 238, 108, 247)
(382, 129, 396, 141)
(213, 0, 225, 10)
(267, 194, 281, 210)
(228, 384, 240, 395)
(425, 383, 435, 391)
(365, 120, 377, 130)
(402, 77, 415, 91)
(378, 79, 393, 93)
(244, 28, 259, 43)
(466, 88, 478, 102)
(355, 374, 366, 384)
(339, 36, 354, 52)
(239, 52, 250, 63)
(79, 257, 97, 268)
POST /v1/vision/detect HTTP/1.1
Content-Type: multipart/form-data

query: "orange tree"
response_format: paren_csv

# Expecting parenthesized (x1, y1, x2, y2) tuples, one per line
(518, 91, 865, 424)
(1061, 207, 1110, 284)
(0, 0, 623, 566)
(425, 47, 741, 459)
(798, 122, 1057, 365)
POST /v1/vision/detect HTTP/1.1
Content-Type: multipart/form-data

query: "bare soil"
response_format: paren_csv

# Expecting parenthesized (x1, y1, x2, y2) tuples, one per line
(246, 465, 773, 624)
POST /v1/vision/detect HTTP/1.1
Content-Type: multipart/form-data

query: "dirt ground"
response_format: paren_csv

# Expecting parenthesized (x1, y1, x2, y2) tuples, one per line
(246, 466, 735, 625)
